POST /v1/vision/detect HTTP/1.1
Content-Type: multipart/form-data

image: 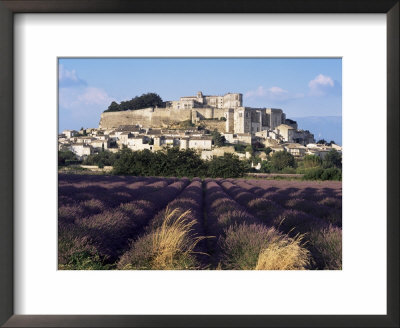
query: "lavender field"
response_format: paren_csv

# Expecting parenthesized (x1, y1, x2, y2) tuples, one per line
(58, 174, 342, 270)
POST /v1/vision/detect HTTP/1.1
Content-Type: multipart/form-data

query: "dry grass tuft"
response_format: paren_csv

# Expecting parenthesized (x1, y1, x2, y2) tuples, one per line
(255, 234, 310, 270)
(119, 207, 208, 270)
(151, 208, 206, 269)
(220, 223, 310, 270)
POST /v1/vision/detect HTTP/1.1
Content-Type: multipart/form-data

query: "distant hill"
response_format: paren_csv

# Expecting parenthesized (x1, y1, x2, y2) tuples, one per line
(291, 116, 342, 146)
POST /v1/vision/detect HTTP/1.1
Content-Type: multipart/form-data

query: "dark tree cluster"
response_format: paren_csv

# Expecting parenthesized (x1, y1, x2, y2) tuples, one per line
(112, 148, 245, 178)
(104, 93, 164, 112)
(211, 130, 226, 147)
(58, 150, 79, 166)
(83, 151, 121, 168)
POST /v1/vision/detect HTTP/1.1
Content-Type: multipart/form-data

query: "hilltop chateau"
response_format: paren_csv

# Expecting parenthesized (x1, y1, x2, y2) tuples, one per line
(99, 91, 312, 141)
(60, 91, 337, 165)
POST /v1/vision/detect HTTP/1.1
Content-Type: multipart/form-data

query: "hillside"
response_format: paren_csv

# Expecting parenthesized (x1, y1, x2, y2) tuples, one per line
(292, 116, 342, 146)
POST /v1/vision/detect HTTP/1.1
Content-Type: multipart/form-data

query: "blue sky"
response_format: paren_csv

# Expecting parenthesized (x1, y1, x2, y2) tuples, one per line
(58, 58, 342, 134)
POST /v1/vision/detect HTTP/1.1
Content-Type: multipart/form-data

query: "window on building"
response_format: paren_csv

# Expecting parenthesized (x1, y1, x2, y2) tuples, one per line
(239, 113, 242, 117)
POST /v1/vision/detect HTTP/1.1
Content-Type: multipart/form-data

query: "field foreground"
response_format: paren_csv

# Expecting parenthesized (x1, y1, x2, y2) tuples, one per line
(58, 174, 342, 270)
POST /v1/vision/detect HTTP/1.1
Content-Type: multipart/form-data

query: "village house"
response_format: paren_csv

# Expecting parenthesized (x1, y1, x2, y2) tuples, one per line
(69, 143, 92, 159)
(74, 136, 97, 145)
(274, 124, 295, 143)
(235, 133, 253, 145)
(126, 136, 153, 151)
(91, 139, 110, 151)
(118, 132, 132, 144)
(269, 145, 285, 154)
(62, 130, 78, 138)
(283, 143, 307, 157)
(146, 128, 162, 138)
(58, 141, 71, 151)
(306, 148, 331, 160)
(179, 138, 189, 150)
(188, 136, 212, 150)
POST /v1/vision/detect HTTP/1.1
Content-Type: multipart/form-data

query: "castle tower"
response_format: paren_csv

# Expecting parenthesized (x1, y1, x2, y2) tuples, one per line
(225, 108, 234, 133)
(265, 108, 284, 129)
(234, 107, 251, 133)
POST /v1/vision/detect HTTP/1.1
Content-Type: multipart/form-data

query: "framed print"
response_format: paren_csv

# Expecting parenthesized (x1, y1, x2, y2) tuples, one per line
(0, 1, 398, 327)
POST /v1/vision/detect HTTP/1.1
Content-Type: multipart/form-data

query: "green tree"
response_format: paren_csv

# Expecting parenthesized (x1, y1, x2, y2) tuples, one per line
(112, 148, 205, 177)
(303, 154, 322, 168)
(270, 151, 296, 171)
(211, 130, 226, 147)
(160, 148, 206, 177)
(245, 145, 254, 156)
(112, 148, 136, 175)
(84, 150, 119, 167)
(207, 153, 245, 178)
(317, 139, 327, 144)
(260, 161, 273, 173)
(321, 167, 342, 180)
(104, 93, 163, 112)
(106, 101, 120, 112)
(58, 150, 77, 166)
(234, 144, 246, 153)
(323, 149, 342, 169)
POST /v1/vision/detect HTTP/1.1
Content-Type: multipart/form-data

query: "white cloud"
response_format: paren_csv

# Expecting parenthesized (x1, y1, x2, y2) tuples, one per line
(245, 86, 303, 102)
(77, 87, 112, 106)
(59, 86, 113, 112)
(308, 74, 335, 96)
(59, 64, 87, 87)
(245, 86, 268, 98)
(268, 86, 289, 96)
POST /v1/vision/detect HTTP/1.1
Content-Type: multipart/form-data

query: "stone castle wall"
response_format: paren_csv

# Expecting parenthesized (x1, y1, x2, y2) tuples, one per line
(192, 108, 225, 120)
(99, 107, 226, 129)
(99, 107, 192, 129)
(201, 120, 226, 132)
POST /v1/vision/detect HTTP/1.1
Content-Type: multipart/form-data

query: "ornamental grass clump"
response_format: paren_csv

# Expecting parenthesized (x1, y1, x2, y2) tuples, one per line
(219, 223, 310, 270)
(255, 234, 310, 270)
(118, 208, 206, 270)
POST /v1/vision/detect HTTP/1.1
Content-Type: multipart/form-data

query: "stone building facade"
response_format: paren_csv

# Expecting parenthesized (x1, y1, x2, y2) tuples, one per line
(166, 91, 242, 110)
(226, 107, 286, 134)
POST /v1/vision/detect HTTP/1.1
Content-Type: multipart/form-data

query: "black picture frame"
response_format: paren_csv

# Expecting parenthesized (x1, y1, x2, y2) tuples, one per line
(0, 1, 398, 327)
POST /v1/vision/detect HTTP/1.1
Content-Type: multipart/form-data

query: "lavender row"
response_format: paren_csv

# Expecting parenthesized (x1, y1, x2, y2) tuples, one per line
(58, 178, 190, 266)
(117, 178, 207, 269)
(204, 180, 312, 269)
(220, 180, 331, 235)
(244, 179, 342, 202)
(231, 180, 342, 227)
(218, 180, 342, 269)
(58, 177, 179, 220)
(204, 179, 254, 267)
(145, 178, 205, 240)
